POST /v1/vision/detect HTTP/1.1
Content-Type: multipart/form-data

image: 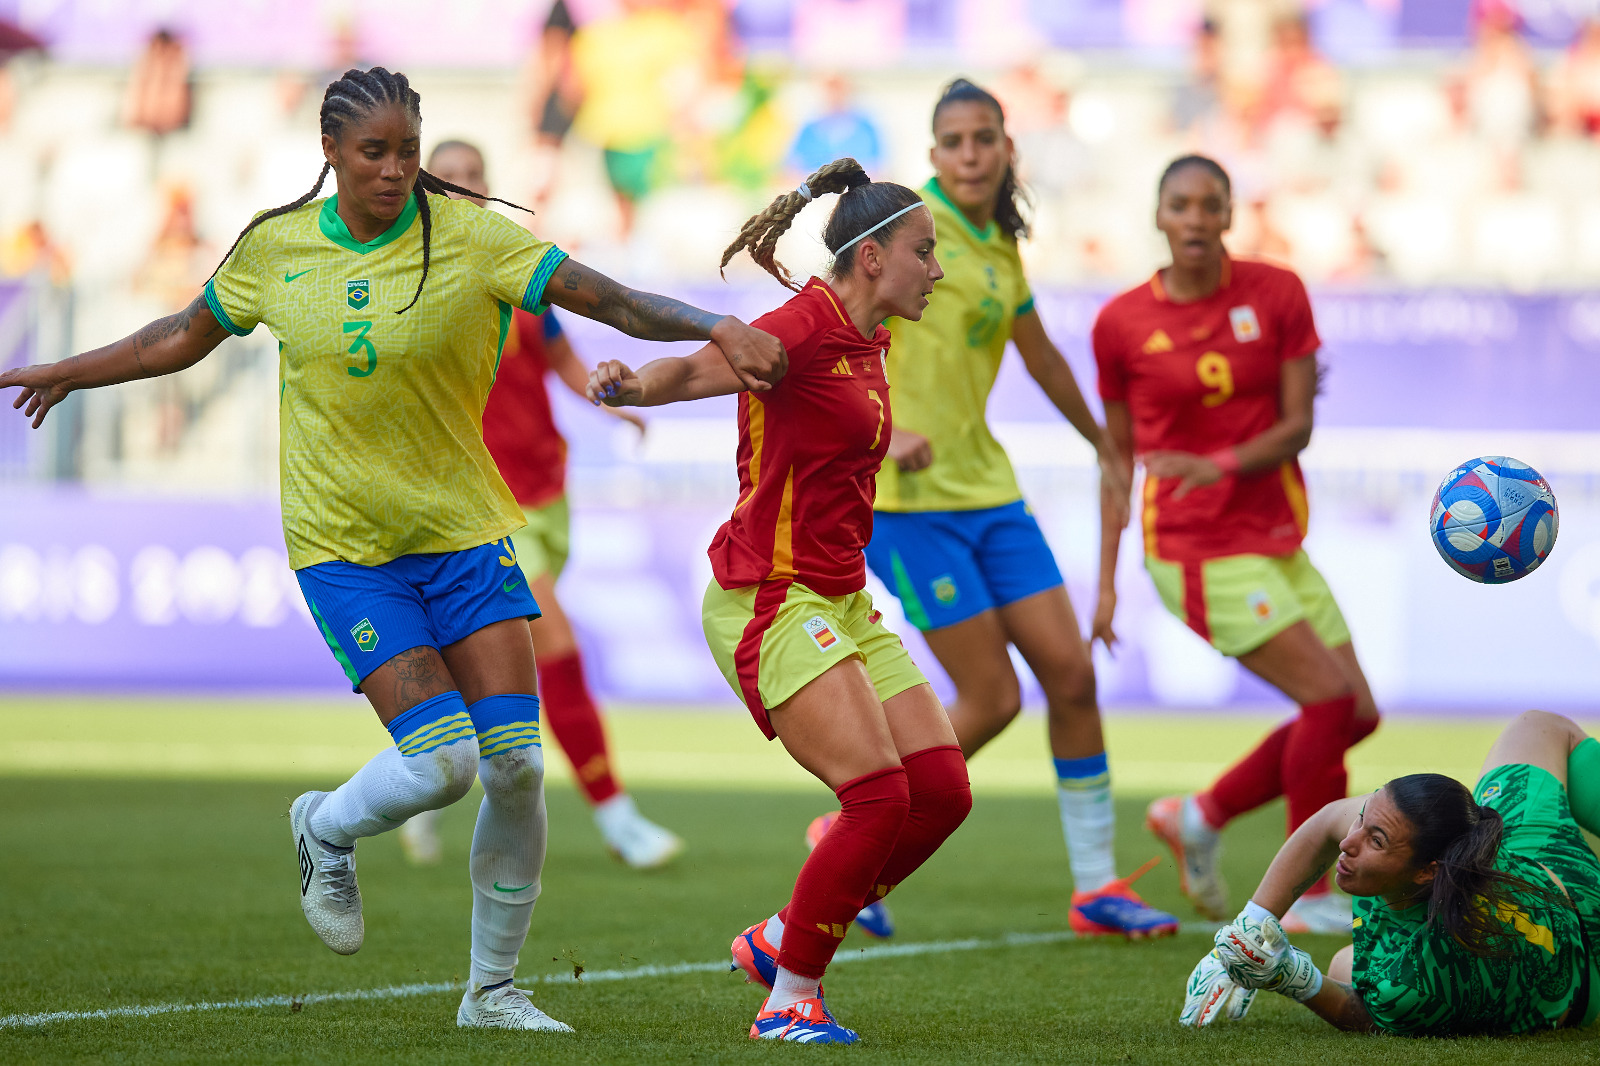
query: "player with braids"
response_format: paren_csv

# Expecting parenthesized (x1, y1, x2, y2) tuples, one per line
(1183, 710, 1598, 1036)
(1, 65, 785, 1034)
(587, 158, 970, 1044)
(855, 78, 1177, 940)
(1093, 155, 1380, 935)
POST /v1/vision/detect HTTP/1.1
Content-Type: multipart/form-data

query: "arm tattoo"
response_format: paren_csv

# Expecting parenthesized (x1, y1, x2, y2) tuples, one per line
(130, 295, 227, 374)
(1290, 862, 1333, 900)
(389, 647, 450, 713)
(560, 264, 720, 341)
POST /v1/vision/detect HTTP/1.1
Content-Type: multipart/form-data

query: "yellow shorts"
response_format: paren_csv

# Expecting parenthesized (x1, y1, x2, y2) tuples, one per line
(508, 495, 570, 582)
(1146, 549, 1351, 658)
(701, 579, 927, 739)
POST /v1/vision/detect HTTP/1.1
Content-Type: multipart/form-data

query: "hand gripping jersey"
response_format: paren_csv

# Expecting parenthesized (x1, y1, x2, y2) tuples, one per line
(1092, 258, 1319, 563)
(204, 193, 567, 569)
(482, 309, 568, 509)
(708, 279, 892, 596)
(875, 179, 1034, 513)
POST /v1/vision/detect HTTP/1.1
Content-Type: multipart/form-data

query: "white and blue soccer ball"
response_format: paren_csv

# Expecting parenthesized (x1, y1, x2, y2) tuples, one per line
(1429, 456, 1558, 584)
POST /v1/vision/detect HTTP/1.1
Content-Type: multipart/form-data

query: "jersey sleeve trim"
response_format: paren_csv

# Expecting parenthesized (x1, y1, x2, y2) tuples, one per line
(520, 246, 570, 315)
(202, 278, 252, 337)
(1015, 295, 1035, 317)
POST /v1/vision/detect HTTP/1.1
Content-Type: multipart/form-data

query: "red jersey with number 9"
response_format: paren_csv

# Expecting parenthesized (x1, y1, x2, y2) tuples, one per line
(708, 278, 892, 596)
(1092, 257, 1321, 564)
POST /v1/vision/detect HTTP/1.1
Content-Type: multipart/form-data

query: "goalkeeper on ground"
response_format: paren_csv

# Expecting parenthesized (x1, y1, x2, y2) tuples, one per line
(1181, 710, 1600, 1035)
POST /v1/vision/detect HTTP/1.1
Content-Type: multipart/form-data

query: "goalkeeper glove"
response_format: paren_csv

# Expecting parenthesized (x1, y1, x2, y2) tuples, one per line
(1213, 903, 1323, 1002)
(1179, 949, 1258, 1027)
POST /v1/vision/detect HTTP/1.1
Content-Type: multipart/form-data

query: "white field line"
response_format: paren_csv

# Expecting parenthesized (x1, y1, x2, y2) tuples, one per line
(0, 923, 1219, 1030)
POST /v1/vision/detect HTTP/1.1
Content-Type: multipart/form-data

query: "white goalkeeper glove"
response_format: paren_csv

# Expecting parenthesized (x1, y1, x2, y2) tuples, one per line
(1213, 901, 1323, 1002)
(1179, 949, 1258, 1027)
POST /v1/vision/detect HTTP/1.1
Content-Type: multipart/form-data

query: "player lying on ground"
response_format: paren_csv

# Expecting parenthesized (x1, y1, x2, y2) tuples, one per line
(0, 66, 783, 1034)
(1183, 710, 1600, 1035)
(854, 77, 1172, 940)
(395, 139, 681, 872)
(1092, 153, 1380, 933)
(588, 158, 972, 1045)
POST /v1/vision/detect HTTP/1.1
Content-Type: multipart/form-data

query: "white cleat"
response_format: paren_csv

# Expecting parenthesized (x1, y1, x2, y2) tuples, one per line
(457, 985, 575, 1031)
(398, 809, 442, 866)
(594, 794, 684, 870)
(1281, 892, 1354, 934)
(290, 791, 363, 955)
(1146, 795, 1228, 921)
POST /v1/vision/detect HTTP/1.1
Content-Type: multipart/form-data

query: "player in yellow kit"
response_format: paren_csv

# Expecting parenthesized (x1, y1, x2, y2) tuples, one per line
(0, 66, 784, 1034)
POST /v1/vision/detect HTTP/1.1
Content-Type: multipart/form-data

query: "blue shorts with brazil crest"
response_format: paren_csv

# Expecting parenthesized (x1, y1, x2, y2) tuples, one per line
(864, 500, 1063, 632)
(295, 537, 541, 691)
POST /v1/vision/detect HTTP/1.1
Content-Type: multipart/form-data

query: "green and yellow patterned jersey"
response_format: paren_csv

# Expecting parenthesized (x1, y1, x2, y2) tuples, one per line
(1351, 764, 1600, 1036)
(875, 179, 1034, 513)
(204, 193, 567, 569)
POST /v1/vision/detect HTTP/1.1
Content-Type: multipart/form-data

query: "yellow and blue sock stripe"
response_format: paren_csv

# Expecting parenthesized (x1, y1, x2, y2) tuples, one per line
(1053, 752, 1110, 791)
(468, 693, 542, 758)
(386, 691, 476, 756)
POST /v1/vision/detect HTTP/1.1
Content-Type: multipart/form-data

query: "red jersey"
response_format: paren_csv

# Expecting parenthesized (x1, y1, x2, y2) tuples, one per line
(1093, 257, 1320, 563)
(708, 279, 892, 596)
(482, 309, 566, 508)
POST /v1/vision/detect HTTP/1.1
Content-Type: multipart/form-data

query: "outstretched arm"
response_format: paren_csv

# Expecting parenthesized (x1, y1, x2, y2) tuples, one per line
(545, 259, 787, 393)
(0, 293, 230, 427)
(586, 343, 747, 409)
(1249, 793, 1363, 916)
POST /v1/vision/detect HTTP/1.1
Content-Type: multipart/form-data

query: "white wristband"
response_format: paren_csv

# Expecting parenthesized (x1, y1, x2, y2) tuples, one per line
(1243, 899, 1277, 926)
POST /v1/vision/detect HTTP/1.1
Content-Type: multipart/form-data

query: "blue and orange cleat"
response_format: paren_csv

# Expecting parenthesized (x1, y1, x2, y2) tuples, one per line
(750, 995, 859, 1044)
(805, 812, 896, 939)
(1070, 856, 1180, 939)
(730, 921, 780, 990)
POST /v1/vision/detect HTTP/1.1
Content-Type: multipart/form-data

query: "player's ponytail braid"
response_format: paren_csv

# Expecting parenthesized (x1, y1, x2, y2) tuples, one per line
(721, 158, 922, 291)
(1386, 774, 1572, 956)
(210, 66, 535, 316)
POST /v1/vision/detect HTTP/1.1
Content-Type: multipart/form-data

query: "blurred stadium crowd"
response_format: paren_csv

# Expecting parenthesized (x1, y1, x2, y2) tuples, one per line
(1, 0, 1599, 490)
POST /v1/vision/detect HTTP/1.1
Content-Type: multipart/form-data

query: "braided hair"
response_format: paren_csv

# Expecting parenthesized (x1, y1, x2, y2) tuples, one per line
(209, 66, 533, 314)
(720, 158, 923, 292)
(932, 78, 1030, 241)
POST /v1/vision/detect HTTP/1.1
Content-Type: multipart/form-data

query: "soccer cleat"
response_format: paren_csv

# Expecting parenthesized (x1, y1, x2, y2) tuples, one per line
(398, 809, 442, 866)
(1280, 891, 1354, 935)
(595, 794, 684, 870)
(456, 984, 575, 1031)
(1070, 856, 1180, 939)
(805, 812, 896, 939)
(289, 791, 363, 955)
(731, 921, 781, 989)
(750, 995, 859, 1044)
(1146, 795, 1228, 920)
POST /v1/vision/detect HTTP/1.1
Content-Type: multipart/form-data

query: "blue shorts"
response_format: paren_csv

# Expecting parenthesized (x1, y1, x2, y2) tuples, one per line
(296, 538, 541, 691)
(864, 500, 1064, 632)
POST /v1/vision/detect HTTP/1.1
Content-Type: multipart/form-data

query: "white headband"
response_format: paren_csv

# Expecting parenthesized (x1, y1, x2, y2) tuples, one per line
(796, 183, 814, 201)
(833, 202, 927, 256)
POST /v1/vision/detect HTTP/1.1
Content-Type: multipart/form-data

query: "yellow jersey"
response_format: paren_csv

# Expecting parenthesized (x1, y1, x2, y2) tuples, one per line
(875, 179, 1034, 513)
(204, 193, 568, 569)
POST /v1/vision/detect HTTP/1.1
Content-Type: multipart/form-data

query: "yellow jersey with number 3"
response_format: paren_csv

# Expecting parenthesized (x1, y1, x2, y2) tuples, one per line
(204, 193, 568, 569)
(874, 178, 1034, 513)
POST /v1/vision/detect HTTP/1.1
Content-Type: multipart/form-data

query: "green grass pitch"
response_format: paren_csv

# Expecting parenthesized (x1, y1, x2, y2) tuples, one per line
(1, 697, 1595, 1063)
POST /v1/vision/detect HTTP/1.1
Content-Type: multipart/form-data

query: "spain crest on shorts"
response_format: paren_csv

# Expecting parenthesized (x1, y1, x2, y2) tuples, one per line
(1247, 589, 1275, 624)
(347, 279, 370, 310)
(350, 617, 379, 653)
(803, 615, 838, 652)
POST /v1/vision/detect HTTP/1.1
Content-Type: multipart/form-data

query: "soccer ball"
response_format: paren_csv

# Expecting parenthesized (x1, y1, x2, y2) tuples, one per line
(1429, 456, 1558, 584)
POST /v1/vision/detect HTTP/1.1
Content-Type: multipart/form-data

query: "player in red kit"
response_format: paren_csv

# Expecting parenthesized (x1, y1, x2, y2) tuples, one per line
(1092, 156, 1380, 935)
(588, 158, 969, 1044)
(398, 140, 682, 870)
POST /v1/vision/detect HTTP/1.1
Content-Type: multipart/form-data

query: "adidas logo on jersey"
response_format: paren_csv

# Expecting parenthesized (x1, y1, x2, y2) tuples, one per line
(1142, 329, 1174, 354)
(831, 356, 853, 376)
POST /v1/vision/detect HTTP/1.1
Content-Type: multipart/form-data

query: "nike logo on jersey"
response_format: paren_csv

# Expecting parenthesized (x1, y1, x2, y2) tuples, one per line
(494, 881, 533, 893)
(831, 356, 853, 376)
(1142, 330, 1174, 354)
(503, 577, 522, 594)
(284, 269, 313, 283)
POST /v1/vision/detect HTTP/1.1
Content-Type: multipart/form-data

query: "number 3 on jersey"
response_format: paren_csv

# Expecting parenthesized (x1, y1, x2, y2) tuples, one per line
(1196, 351, 1233, 407)
(344, 321, 377, 378)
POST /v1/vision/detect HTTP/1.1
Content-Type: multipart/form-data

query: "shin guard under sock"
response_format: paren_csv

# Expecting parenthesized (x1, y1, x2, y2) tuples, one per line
(864, 746, 971, 904)
(466, 693, 548, 992)
(1282, 694, 1358, 832)
(538, 650, 622, 806)
(775, 766, 909, 980)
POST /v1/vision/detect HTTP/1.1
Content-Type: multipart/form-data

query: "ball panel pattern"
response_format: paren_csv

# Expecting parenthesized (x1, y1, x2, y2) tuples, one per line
(1429, 455, 1558, 584)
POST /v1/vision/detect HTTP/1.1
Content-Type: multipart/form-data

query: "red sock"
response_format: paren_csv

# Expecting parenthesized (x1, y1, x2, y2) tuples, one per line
(776, 766, 909, 980)
(1196, 720, 1293, 830)
(1283, 694, 1358, 833)
(1300, 710, 1379, 897)
(862, 745, 971, 905)
(537, 650, 621, 805)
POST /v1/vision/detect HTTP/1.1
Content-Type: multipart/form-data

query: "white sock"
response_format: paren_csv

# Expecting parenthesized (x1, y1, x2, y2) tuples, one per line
(762, 912, 785, 951)
(766, 965, 821, 1011)
(1054, 752, 1117, 893)
(466, 695, 548, 993)
(310, 693, 478, 848)
(592, 792, 636, 841)
(1182, 795, 1220, 843)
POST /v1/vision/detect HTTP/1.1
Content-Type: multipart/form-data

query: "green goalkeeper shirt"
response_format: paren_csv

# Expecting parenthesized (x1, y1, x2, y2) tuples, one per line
(1350, 764, 1600, 1036)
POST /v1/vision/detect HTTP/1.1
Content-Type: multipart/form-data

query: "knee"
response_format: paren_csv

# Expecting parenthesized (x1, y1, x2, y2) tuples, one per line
(907, 747, 972, 834)
(432, 737, 482, 805)
(478, 743, 546, 804)
(1046, 661, 1097, 714)
(968, 673, 1023, 726)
